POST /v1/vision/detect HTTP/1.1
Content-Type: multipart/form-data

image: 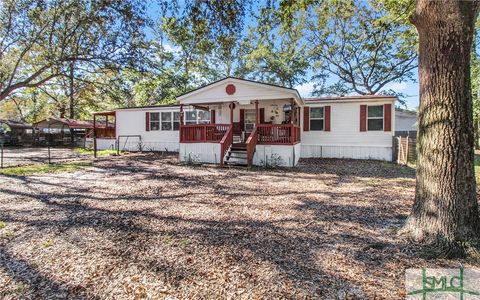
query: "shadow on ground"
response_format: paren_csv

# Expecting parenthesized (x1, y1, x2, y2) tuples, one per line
(0, 154, 432, 299)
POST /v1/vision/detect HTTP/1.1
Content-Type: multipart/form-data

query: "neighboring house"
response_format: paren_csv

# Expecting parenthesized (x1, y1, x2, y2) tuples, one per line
(395, 109, 417, 136)
(94, 77, 396, 166)
(0, 119, 34, 145)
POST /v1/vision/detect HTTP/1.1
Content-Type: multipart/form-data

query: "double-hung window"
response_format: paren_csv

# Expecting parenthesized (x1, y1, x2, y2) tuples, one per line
(310, 107, 324, 131)
(367, 105, 383, 131)
(150, 112, 160, 131)
(160, 112, 180, 131)
(161, 112, 172, 130)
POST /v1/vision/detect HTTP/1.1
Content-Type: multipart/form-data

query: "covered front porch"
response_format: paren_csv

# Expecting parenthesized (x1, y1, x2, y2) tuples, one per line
(176, 77, 303, 167)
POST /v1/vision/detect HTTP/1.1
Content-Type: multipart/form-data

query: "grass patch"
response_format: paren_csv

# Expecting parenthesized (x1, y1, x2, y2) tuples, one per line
(42, 239, 55, 248)
(0, 221, 6, 229)
(406, 155, 480, 184)
(75, 148, 118, 156)
(3, 231, 15, 238)
(0, 161, 92, 176)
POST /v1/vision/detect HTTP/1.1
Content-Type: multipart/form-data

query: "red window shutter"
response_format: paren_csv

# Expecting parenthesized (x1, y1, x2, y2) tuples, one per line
(303, 106, 310, 131)
(145, 112, 150, 131)
(384, 103, 392, 131)
(360, 105, 367, 132)
(239, 109, 245, 131)
(324, 106, 331, 131)
(259, 108, 265, 123)
(210, 110, 216, 124)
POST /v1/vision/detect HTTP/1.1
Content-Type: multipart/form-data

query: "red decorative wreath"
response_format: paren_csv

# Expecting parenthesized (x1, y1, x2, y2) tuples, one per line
(226, 84, 236, 95)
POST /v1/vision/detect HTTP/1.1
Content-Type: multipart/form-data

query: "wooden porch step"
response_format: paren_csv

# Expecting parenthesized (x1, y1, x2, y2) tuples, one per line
(233, 135, 242, 143)
(231, 143, 246, 151)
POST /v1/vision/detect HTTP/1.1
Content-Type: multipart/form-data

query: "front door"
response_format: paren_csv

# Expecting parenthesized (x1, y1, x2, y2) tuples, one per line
(244, 109, 256, 132)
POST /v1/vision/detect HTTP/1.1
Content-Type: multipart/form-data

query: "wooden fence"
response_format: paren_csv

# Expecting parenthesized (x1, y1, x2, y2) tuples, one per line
(395, 136, 417, 165)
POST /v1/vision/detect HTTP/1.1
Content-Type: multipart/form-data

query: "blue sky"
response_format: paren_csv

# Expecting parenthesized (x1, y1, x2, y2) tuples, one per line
(295, 73, 420, 109)
(145, 2, 421, 110)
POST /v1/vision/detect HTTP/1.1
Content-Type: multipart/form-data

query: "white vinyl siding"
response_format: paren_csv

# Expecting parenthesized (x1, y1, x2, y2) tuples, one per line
(116, 108, 180, 152)
(301, 101, 394, 161)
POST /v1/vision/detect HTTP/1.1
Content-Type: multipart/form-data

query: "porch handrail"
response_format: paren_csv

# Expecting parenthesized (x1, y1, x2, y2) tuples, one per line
(246, 127, 258, 167)
(180, 123, 230, 143)
(219, 125, 233, 165)
(257, 123, 301, 145)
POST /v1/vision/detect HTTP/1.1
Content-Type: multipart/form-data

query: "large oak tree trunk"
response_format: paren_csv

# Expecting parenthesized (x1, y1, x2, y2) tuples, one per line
(402, 0, 480, 257)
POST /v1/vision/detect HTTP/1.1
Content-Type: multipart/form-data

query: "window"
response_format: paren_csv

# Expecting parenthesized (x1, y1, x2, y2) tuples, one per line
(173, 112, 180, 130)
(310, 107, 324, 131)
(367, 105, 383, 131)
(185, 110, 197, 125)
(158, 112, 181, 131)
(161, 112, 172, 130)
(185, 109, 210, 124)
(150, 112, 160, 131)
(197, 110, 210, 124)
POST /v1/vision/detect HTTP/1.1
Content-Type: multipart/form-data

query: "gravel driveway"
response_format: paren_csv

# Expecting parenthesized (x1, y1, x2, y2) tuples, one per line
(0, 154, 474, 299)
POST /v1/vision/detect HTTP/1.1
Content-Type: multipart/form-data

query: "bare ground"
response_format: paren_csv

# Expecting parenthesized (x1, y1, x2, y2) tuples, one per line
(0, 154, 476, 299)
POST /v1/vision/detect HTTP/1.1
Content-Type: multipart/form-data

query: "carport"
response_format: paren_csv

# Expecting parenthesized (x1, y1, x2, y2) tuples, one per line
(34, 117, 113, 147)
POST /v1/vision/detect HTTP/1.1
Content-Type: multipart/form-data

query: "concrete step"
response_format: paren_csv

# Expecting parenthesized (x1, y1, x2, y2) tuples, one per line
(227, 151, 247, 158)
(224, 157, 248, 166)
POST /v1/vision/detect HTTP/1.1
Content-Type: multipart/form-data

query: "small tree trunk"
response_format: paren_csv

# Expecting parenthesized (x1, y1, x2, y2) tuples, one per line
(402, 0, 480, 258)
(69, 61, 75, 147)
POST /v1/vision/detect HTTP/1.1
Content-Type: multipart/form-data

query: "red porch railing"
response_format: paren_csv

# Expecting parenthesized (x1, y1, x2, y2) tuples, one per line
(180, 124, 231, 143)
(246, 127, 258, 167)
(220, 126, 233, 165)
(257, 124, 301, 145)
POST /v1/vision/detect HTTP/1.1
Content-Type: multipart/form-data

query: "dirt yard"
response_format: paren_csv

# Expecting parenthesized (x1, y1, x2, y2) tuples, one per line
(0, 147, 89, 167)
(0, 154, 475, 299)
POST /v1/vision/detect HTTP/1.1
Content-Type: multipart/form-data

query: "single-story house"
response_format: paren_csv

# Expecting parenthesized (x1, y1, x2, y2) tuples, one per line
(395, 109, 417, 137)
(94, 77, 396, 166)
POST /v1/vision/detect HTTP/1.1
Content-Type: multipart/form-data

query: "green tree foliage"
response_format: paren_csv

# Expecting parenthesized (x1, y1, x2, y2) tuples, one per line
(160, 0, 252, 91)
(0, 0, 424, 122)
(306, 0, 417, 97)
(239, 1, 309, 88)
(0, 0, 147, 102)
